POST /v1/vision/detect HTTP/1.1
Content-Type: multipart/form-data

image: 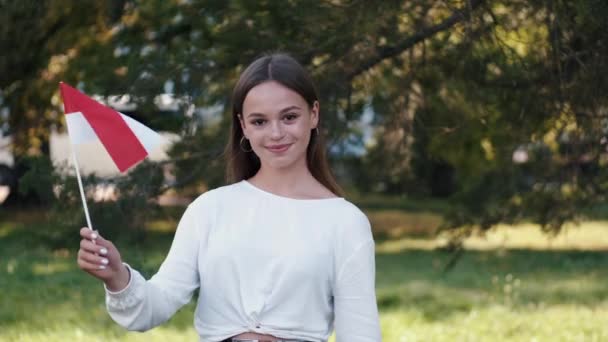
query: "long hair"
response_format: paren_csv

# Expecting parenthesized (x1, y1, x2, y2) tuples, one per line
(224, 53, 343, 197)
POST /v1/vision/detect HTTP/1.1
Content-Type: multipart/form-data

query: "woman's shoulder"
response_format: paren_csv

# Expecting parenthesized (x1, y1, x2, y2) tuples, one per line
(330, 198, 368, 220)
(187, 181, 243, 208)
(317, 198, 373, 244)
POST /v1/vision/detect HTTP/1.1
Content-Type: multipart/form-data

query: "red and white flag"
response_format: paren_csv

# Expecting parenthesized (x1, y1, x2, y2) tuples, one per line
(59, 82, 162, 172)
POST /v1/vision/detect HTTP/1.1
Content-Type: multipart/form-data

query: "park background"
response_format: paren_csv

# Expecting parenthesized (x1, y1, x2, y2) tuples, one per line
(1, 0, 607, 341)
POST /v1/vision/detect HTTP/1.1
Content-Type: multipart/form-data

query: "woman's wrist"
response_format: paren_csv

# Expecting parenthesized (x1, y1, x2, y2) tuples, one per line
(105, 264, 131, 292)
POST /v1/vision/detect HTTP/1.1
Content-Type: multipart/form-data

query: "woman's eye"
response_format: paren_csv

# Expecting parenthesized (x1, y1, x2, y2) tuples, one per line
(251, 119, 265, 126)
(284, 114, 298, 121)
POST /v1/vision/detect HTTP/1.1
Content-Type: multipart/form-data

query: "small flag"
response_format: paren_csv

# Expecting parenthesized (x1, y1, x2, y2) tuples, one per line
(59, 82, 162, 172)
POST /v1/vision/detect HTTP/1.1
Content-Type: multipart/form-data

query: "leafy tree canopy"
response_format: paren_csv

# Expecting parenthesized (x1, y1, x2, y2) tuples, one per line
(3, 0, 608, 236)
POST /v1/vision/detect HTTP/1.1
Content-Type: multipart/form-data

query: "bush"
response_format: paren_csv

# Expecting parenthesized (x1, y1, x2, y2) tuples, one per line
(22, 159, 166, 248)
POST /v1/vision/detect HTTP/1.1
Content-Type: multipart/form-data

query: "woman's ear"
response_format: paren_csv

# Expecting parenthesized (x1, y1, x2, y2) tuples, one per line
(311, 101, 320, 128)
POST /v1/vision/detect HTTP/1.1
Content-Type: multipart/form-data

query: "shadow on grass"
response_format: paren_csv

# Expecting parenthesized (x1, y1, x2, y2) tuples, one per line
(352, 194, 449, 214)
(375, 248, 608, 322)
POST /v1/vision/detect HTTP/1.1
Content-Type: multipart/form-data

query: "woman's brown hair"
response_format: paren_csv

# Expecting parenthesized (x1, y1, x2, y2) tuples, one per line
(224, 53, 343, 197)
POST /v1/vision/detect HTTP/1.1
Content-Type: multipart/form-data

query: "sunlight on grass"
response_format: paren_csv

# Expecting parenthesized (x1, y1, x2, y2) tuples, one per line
(379, 304, 608, 341)
(376, 220, 608, 252)
(369, 210, 442, 238)
(31, 261, 71, 275)
(146, 219, 178, 233)
(0, 225, 13, 238)
(376, 238, 439, 253)
(463, 221, 608, 251)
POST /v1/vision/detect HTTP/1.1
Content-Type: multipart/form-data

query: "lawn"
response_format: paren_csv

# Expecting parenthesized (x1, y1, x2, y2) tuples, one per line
(1, 206, 607, 341)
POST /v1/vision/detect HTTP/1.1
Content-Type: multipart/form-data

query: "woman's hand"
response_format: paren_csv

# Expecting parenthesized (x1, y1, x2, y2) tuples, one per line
(77, 227, 130, 292)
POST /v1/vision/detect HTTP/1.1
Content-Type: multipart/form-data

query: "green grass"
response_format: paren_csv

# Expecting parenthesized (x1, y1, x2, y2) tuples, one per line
(1, 208, 607, 341)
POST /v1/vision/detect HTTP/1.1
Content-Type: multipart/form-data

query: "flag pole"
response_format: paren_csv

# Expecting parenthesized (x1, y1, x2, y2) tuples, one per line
(70, 146, 94, 231)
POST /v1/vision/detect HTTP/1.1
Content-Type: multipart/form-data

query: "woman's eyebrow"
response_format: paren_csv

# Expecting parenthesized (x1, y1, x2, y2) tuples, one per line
(246, 112, 267, 118)
(279, 105, 301, 114)
(246, 105, 302, 118)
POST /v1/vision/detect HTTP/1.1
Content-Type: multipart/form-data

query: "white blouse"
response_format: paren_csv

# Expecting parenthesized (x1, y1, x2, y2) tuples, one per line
(105, 180, 381, 342)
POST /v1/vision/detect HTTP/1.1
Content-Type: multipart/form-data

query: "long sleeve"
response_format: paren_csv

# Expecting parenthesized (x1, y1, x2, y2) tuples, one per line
(105, 201, 207, 331)
(333, 240, 381, 342)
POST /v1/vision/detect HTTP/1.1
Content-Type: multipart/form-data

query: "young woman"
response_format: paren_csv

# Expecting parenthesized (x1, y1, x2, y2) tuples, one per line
(77, 53, 381, 342)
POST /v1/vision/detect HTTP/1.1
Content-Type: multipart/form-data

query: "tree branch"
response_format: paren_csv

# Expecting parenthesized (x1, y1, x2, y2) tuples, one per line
(347, 0, 484, 80)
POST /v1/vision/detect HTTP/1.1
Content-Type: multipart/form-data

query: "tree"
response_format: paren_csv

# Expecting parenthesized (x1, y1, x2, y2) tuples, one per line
(0, 0, 126, 204)
(4, 0, 608, 239)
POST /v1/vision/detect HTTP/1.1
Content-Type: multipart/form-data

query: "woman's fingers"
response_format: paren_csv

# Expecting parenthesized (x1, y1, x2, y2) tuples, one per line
(77, 255, 108, 271)
(79, 228, 114, 254)
(80, 238, 109, 255)
(87, 230, 114, 250)
(77, 228, 125, 284)
(80, 227, 97, 240)
(78, 249, 110, 266)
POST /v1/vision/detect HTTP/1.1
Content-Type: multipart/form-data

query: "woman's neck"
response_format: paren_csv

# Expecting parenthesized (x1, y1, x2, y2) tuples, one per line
(248, 162, 320, 198)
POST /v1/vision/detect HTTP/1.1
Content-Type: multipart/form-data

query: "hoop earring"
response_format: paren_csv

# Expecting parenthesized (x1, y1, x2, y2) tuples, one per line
(314, 127, 320, 136)
(240, 136, 253, 152)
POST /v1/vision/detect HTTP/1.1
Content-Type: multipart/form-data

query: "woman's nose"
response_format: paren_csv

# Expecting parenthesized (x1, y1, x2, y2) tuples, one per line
(270, 122, 284, 139)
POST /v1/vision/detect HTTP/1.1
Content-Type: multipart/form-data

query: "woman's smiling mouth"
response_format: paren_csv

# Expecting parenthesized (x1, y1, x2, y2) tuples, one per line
(266, 144, 292, 153)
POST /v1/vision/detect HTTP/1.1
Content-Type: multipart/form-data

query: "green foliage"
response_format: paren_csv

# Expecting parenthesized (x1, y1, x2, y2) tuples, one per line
(26, 160, 165, 248)
(17, 156, 56, 204)
(3, 0, 608, 236)
(167, 120, 228, 191)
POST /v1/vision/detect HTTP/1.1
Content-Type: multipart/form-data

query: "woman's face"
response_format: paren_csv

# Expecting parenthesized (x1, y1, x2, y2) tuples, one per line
(239, 81, 319, 172)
